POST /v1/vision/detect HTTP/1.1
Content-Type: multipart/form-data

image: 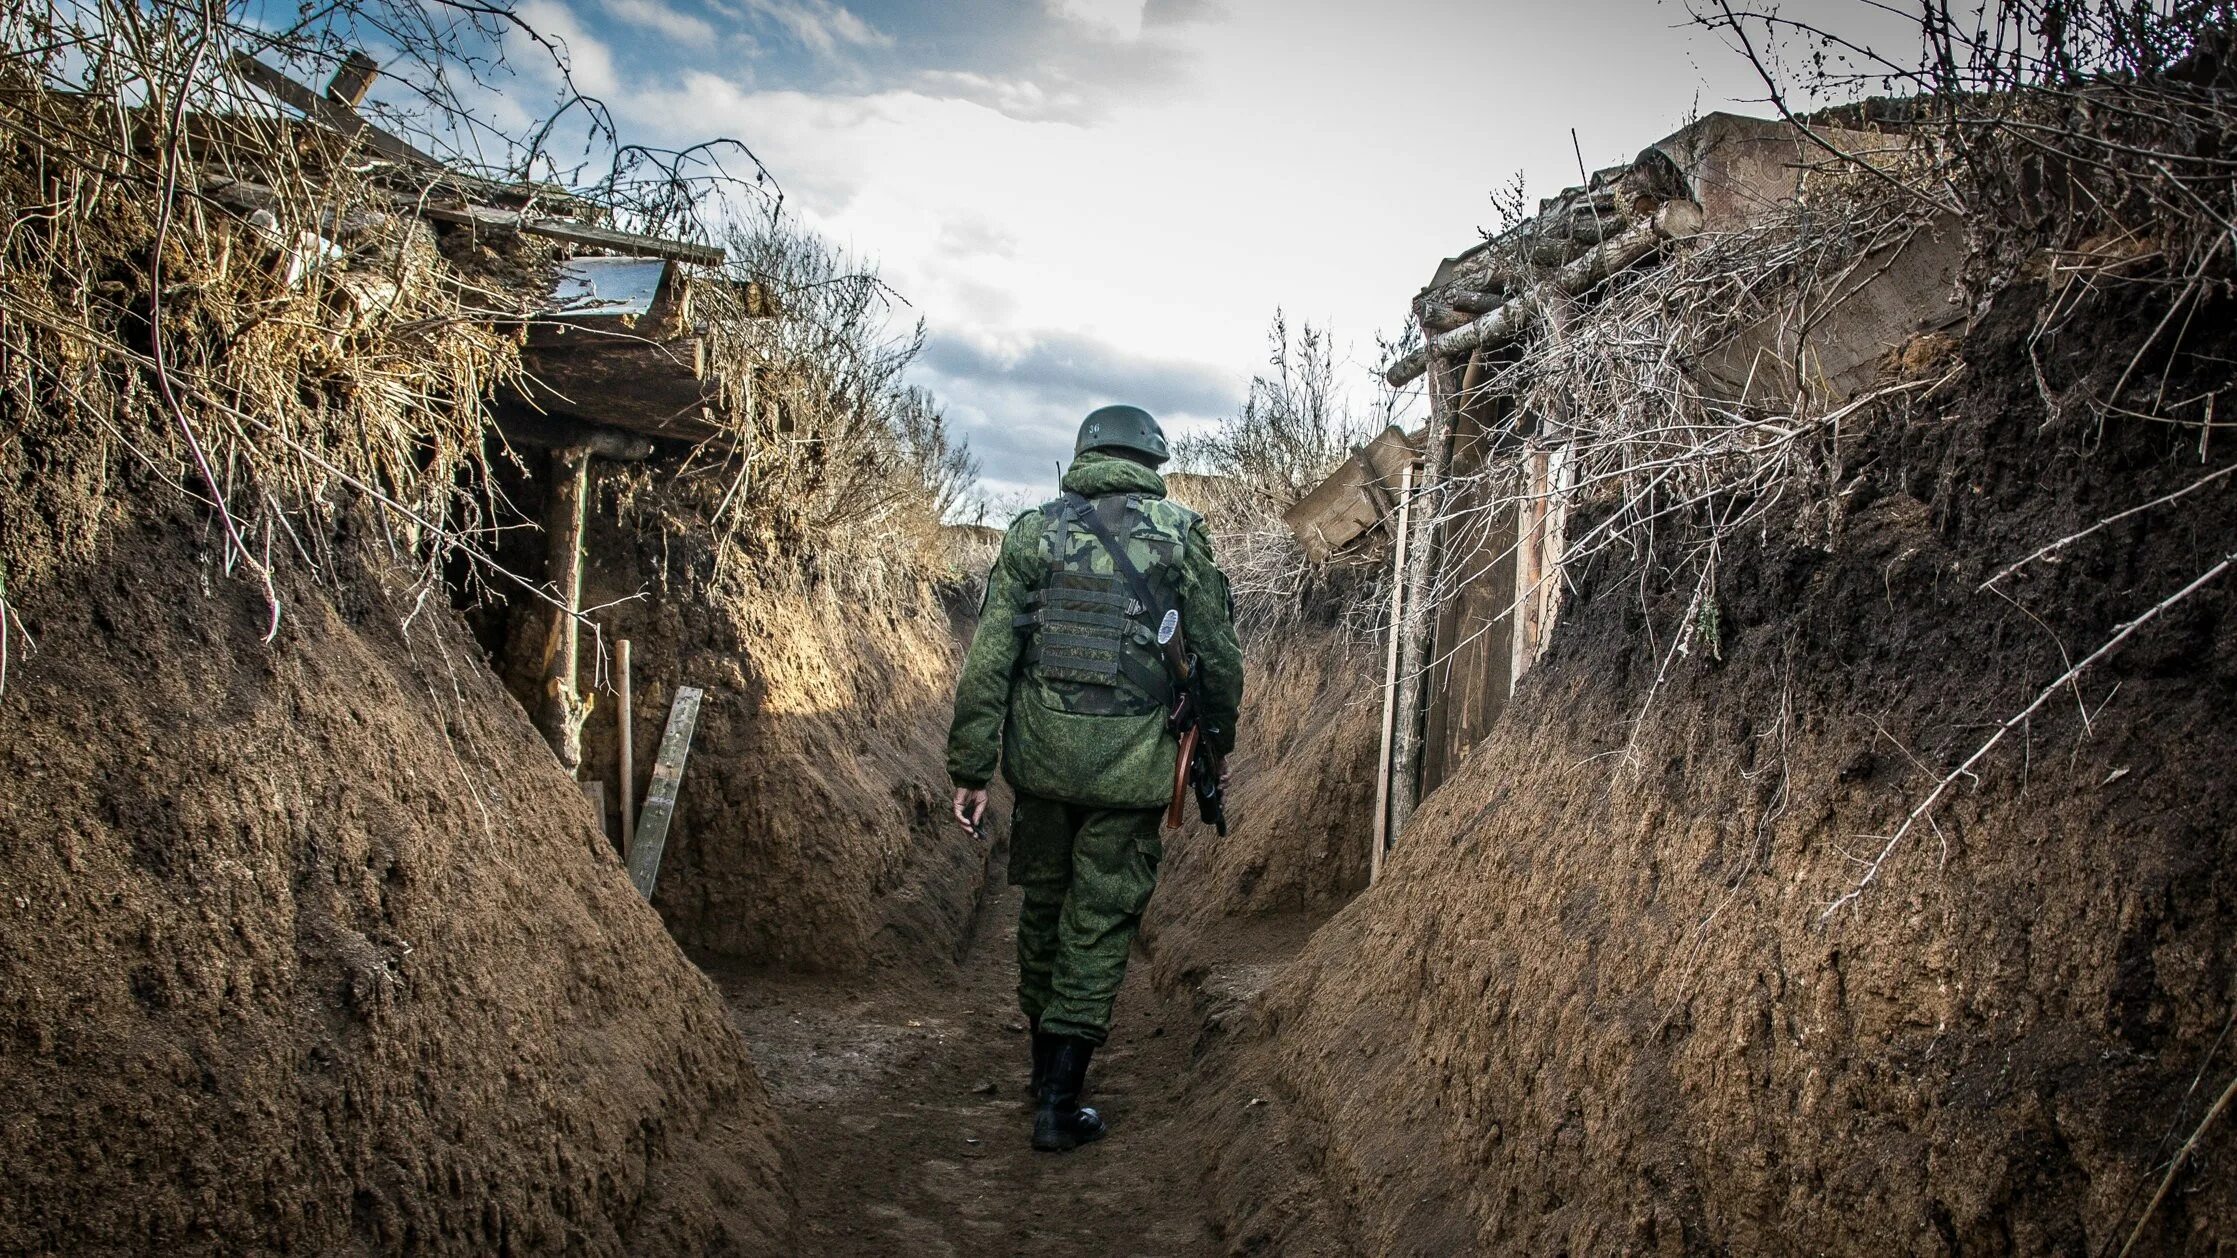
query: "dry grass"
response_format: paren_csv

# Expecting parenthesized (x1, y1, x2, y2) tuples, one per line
(1173, 315, 1386, 641)
(0, 0, 973, 694)
(1410, 2, 2237, 919)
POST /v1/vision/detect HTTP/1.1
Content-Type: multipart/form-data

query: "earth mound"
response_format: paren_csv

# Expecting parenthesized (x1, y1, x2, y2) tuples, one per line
(1201, 283, 2237, 1254)
(0, 514, 790, 1254)
(1145, 626, 1378, 988)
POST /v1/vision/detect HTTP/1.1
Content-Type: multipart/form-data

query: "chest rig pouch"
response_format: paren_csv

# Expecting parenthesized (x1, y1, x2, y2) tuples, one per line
(1016, 492, 1185, 716)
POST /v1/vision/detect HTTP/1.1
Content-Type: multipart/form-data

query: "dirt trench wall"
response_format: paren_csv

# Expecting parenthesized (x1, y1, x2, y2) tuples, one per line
(1144, 628, 1378, 984)
(0, 510, 789, 1254)
(560, 469, 989, 973)
(1204, 288, 2237, 1255)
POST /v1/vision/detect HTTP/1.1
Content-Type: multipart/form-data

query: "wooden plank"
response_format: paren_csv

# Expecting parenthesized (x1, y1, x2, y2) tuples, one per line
(525, 217, 725, 268)
(228, 54, 440, 168)
(1513, 449, 1551, 686)
(1281, 425, 1419, 562)
(627, 686, 704, 900)
(326, 52, 379, 108)
(535, 447, 590, 773)
(513, 336, 723, 442)
(1543, 443, 1573, 636)
(1417, 412, 1479, 799)
(579, 780, 609, 843)
(420, 204, 725, 267)
(1388, 345, 1458, 842)
(1421, 409, 1519, 799)
(1370, 461, 1414, 887)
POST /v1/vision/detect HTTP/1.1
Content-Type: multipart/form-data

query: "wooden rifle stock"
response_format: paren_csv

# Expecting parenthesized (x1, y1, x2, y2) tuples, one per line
(1162, 617, 1193, 831)
(1166, 724, 1199, 831)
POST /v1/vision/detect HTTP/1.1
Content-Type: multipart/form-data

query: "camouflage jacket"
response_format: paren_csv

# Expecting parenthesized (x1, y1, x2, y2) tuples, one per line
(946, 451, 1244, 809)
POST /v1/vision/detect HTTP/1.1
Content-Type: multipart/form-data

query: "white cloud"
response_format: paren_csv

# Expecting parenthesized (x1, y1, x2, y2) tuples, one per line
(935, 216, 1019, 260)
(513, 0, 620, 98)
(598, 0, 721, 46)
(616, 75, 891, 207)
(733, 0, 891, 56)
(551, 0, 1914, 486)
(1142, 0, 1223, 26)
(1042, 0, 1146, 40)
(912, 70, 1089, 124)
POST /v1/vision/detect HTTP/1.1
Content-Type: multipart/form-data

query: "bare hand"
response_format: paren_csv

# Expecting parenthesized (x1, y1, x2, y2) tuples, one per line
(952, 787, 988, 833)
(1217, 756, 1232, 788)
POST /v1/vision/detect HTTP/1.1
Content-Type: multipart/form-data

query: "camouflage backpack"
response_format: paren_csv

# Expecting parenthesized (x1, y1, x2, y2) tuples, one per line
(1014, 491, 1196, 716)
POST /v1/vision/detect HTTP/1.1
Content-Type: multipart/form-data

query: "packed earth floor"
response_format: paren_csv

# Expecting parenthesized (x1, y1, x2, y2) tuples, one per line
(710, 883, 1227, 1256)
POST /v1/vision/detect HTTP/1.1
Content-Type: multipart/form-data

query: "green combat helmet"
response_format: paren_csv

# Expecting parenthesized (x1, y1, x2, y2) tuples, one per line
(1075, 404, 1169, 465)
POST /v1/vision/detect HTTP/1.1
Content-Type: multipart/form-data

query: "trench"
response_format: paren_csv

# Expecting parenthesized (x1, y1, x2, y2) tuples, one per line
(11, 23, 2235, 1252)
(706, 880, 1230, 1256)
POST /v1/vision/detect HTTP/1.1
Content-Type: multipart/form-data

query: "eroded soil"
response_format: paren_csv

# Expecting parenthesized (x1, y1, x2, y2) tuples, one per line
(708, 883, 1230, 1257)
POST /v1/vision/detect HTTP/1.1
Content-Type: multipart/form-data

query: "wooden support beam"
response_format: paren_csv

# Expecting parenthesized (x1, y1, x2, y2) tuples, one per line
(580, 780, 609, 842)
(617, 639, 636, 854)
(1370, 460, 1415, 887)
(536, 447, 591, 774)
(228, 54, 439, 169)
(1512, 449, 1551, 688)
(513, 337, 724, 443)
(1385, 221, 1664, 388)
(627, 686, 705, 900)
(419, 204, 726, 267)
(1387, 337, 1459, 843)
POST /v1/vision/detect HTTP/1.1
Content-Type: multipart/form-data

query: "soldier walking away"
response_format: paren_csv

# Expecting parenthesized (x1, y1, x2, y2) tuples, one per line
(945, 404, 1244, 1153)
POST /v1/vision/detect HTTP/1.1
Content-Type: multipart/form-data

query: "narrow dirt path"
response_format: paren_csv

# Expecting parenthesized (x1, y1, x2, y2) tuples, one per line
(707, 884, 1224, 1257)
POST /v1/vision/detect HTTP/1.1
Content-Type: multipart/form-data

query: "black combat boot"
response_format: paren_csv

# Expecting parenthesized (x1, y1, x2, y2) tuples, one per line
(1031, 1036, 1108, 1153)
(1027, 1019, 1058, 1099)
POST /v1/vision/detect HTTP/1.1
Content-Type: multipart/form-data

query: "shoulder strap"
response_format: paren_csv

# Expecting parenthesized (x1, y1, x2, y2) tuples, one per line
(1065, 492, 1163, 618)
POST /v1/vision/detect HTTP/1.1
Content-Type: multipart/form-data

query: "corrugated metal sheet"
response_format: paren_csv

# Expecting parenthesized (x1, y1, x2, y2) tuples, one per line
(542, 256, 671, 318)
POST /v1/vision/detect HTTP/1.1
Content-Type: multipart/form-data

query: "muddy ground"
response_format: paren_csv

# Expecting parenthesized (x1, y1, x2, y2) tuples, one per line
(715, 870, 1318, 1256)
(717, 881, 1221, 1257)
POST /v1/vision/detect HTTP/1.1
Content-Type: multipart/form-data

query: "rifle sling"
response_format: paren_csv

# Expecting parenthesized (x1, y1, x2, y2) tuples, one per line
(1064, 493, 1162, 627)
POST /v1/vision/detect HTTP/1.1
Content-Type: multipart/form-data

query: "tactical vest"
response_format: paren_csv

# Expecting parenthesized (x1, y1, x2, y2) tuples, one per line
(1015, 492, 1194, 717)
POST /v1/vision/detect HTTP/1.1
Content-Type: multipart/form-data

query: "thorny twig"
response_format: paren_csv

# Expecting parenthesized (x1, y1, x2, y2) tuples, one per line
(1823, 549, 2237, 919)
(2117, 1067, 2237, 1257)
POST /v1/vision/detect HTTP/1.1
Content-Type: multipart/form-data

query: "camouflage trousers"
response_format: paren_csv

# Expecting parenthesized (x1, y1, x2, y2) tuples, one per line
(1009, 792, 1164, 1044)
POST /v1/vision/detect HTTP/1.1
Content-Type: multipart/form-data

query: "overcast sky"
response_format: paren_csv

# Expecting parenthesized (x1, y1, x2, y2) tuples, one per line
(474, 0, 1917, 503)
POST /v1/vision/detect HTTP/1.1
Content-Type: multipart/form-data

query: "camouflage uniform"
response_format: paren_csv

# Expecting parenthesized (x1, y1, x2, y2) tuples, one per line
(947, 450, 1243, 1044)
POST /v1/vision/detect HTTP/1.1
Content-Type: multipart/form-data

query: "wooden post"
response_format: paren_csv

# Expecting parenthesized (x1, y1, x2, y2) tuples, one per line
(1371, 461, 1415, 886)
(1513, 448, 1551, 688)
(537, 447, 590, 774)
(228, 54, 441, 168)
(579, 781, 608, 839)
(627, 686, 705, 900)
(617, 638, 635, 853)
(1388, 338, 1458, 844)
(325, 51, 379, 108)
(1543, 442, 1573, 632)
